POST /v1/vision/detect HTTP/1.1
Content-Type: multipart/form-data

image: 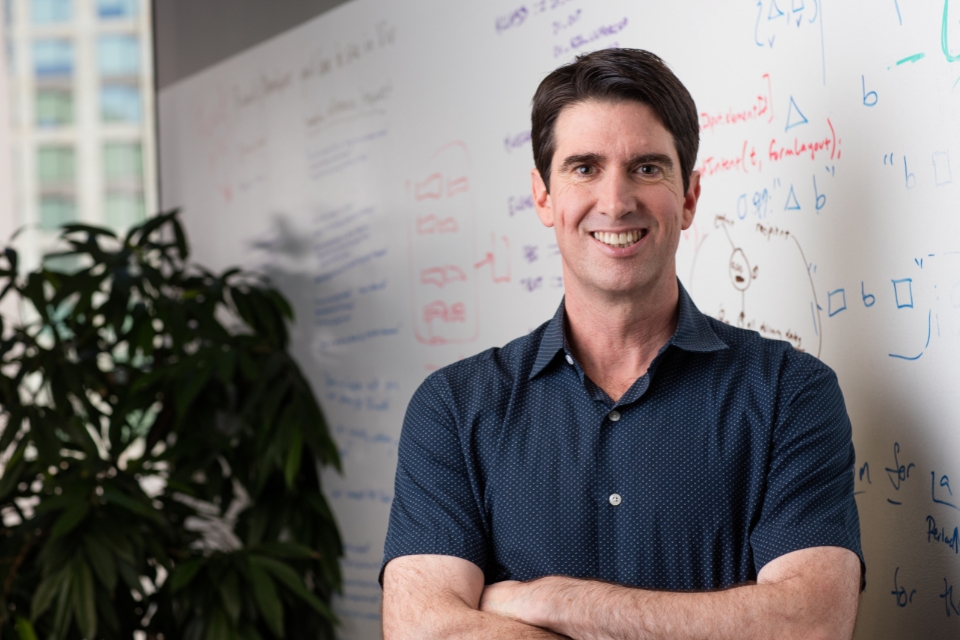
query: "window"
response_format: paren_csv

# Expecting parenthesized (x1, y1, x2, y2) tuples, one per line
(33, 39, 73, 77)
(5, 41, 14, 77)
(39, 195, 75, 228)
(103, 141, 142, 181)
(97, 0, 137, 19)
(31, 0, 71, 24)
(35, 87, 72, 127)
(104, 192, 144, 228)
(37, 145, 75, 187)
(97, 34, 138, 77)
(100, 83, 140, 123)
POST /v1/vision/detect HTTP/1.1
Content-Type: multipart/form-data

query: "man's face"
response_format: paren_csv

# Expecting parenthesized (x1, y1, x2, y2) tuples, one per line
(532, 99, 700, 299)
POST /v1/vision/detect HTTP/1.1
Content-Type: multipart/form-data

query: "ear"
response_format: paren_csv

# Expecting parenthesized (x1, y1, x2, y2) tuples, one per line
(531, 168, 554, 228)
(681, 170, 701, 231)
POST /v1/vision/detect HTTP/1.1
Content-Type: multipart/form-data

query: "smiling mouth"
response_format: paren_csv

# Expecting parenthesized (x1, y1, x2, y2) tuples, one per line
(592, 230, 646, 248)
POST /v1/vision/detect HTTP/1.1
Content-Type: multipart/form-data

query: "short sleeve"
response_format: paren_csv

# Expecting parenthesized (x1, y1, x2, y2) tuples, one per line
(749, 358, 865, 583)
(379, 374, 489, 584)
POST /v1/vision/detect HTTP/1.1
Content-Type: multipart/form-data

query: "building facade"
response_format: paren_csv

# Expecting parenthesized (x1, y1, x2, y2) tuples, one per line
(3, 0, 155, 269)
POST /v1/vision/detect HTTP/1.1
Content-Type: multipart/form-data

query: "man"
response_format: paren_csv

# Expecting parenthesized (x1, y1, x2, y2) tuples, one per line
(381, 49, 864, 639)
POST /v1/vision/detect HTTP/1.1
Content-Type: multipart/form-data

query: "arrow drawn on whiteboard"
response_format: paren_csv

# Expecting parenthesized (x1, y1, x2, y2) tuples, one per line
(474, 234, 511, 283)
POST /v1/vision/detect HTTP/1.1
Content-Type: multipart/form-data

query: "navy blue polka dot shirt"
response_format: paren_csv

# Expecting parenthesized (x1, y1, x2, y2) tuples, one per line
(382, 282, 864, 590)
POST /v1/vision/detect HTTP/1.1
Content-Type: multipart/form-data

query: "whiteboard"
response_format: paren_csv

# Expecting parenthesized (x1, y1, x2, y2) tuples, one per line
(158, 1, 960, 637)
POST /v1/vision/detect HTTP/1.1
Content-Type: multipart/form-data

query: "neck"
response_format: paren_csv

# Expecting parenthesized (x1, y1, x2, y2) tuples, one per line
(563, 272, 680, 403)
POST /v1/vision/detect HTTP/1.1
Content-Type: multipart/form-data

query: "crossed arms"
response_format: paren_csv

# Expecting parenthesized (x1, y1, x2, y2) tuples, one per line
(381, 545, 861, 640)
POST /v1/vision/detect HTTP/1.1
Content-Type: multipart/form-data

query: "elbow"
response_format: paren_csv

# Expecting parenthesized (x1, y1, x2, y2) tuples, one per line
(382, 593, 476, 640)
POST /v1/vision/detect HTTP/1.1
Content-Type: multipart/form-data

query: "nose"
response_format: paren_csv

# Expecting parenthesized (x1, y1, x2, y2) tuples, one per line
(596, 170, 635, 220)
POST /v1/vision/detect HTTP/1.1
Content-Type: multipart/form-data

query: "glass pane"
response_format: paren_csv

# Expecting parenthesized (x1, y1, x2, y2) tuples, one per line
(105, 192, 144, 228)
(33, 39, 74, 77)
(6, 41, 14, 77)
(42, 253, 82, 272)
(97, 0, 137, 19)
(31, 0, 71, 24)
(39, 195, 75, 228)
(37, 145, 75, 185)
(100, 83, 140, 123)
(35, 88, 72, 127)
(97, 34, 138, 77)
(103, 142, 142, 180)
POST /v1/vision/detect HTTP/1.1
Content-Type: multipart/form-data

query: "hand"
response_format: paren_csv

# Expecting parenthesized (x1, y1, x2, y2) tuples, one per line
(480, 580, 538, 621)
(480, 577, 565, 630)
(479, 580, 523, 618)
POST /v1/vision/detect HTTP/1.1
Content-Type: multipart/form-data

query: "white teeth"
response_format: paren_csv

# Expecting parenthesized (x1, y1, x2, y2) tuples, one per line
(593, 230, 642, 247)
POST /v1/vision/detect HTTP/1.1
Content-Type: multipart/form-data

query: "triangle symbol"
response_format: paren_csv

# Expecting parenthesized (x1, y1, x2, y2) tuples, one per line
(784, 186, 801, 210)
(785, 96, 808, 131)
(768, 0, 785, 19)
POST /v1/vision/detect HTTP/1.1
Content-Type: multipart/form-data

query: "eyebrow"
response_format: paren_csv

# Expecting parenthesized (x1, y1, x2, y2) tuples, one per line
(558, 152, 675, 172)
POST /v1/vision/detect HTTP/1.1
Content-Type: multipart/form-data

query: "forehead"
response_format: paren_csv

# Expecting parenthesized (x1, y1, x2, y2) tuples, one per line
(552, 99, 676, 157)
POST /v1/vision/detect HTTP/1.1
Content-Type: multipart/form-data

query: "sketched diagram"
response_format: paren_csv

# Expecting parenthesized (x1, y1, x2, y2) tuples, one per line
(408, 142, 479, 345)
(191, 81, 270, 204)
(191, 83, 236, 204)
(689, 215, 822, 357)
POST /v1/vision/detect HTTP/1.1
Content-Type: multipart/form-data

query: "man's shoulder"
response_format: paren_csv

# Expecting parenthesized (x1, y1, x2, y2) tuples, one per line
(701, 314, 837, 390)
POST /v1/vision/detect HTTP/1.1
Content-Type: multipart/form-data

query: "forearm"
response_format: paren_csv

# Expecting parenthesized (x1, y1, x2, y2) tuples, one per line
(481, 548, 860, 640)
(381, 554, 569, 640)
(383, 593, 567, 640)
(526, 576, 823, 640)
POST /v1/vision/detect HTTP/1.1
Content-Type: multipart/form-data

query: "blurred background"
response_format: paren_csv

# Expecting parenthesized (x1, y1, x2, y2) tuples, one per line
(0, 0, 154, 271)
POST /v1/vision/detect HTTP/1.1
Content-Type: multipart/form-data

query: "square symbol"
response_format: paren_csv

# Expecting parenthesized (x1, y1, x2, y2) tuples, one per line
(892, 278, 914, 309)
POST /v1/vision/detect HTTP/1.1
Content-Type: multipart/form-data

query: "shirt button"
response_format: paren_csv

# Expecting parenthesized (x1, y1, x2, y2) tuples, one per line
(565, 354, 574, 365)
(609, 493, 622, 506)
(608, 410, 621, 422)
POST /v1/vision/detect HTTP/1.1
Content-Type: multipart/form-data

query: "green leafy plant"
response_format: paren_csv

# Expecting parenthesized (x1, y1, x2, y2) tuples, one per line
(0, 211, 343, 639)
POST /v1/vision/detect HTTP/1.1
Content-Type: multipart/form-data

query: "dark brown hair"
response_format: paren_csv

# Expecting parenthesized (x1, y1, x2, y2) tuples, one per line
(531, 48, 699, 193)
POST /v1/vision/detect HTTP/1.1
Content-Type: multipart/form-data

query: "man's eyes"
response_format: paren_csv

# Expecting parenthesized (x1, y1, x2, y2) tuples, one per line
(572, 164, 662, 176)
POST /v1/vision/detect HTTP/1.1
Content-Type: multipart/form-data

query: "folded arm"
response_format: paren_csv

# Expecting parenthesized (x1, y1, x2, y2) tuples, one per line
(479, 546, 861, 640)
(382, 554, 568, 640)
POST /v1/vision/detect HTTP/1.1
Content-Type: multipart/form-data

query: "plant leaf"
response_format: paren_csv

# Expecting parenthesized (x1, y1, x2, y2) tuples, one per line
(169, 557, 204, 593)
(50, 568, 73, 640)
(117, 558, 145, 596)
(82, 534, 118, 594)
(102, 484, 164, 523)
(238, 626, 264, 640)
(203, 607, 233, 640)
(218, 571, 242, 623)
(14, 616, 39, 640)
(50, 501, 91, 541)
(71, 558, 97, 640)
(254, 542, 319, 560)
(283, 429, 302, 489)
(0, 441, 27, 501)
(30, 569, 66, 620)
(250, 555, 336, 622)
(247, 560, 283, 638)
(59, 223, 117, 239)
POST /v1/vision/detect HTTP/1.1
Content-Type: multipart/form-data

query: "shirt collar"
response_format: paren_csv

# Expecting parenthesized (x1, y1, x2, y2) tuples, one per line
(529, 280, 728, 380)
